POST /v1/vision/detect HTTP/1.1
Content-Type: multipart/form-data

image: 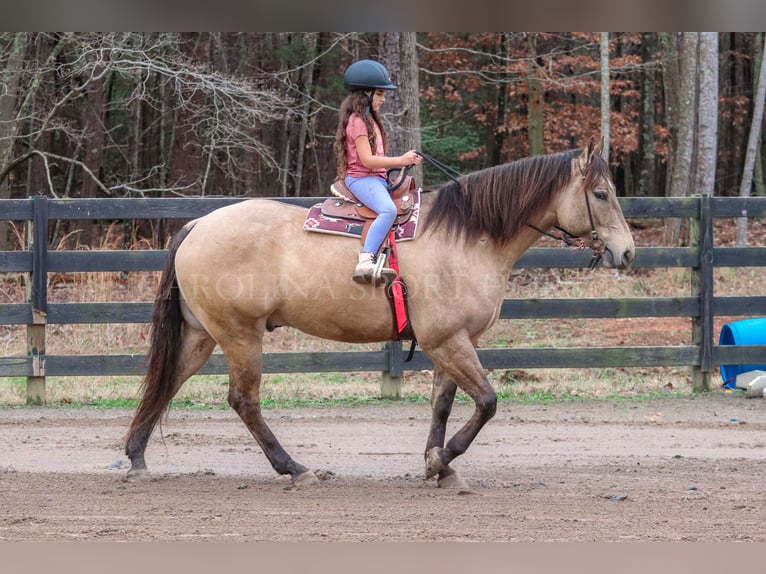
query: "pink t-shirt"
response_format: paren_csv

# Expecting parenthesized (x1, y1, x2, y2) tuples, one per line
(345, 113, 386, 178)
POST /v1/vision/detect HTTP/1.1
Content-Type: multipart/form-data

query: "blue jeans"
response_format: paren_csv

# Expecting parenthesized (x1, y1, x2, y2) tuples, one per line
(345, 176, 396, 254)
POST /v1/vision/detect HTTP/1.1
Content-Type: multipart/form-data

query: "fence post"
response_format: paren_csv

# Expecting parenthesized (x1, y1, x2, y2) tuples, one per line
(381, 340, 403, 398)
(26, 195, 48, 404)
(691, 193, 713, 391)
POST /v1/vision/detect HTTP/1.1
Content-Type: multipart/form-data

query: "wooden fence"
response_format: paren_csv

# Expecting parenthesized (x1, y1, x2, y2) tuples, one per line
(1, 195, 765, 403)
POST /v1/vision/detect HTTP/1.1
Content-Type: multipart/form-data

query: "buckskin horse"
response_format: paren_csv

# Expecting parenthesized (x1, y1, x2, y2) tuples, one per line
(125, 139, 635, 489)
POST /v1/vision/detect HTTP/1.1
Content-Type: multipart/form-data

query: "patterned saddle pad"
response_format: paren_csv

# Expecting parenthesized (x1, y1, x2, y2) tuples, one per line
(303, 188, 421, 241)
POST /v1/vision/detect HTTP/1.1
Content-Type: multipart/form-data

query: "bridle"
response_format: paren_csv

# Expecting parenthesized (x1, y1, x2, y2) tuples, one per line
(528, 153, 606, 269)
(412, 150, 606, 270)
(527, 187, 605, 270)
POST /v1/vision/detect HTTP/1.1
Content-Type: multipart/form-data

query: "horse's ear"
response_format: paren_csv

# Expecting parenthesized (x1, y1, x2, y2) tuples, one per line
(591, 136, 604, 161)
(578, 144, 590, 174)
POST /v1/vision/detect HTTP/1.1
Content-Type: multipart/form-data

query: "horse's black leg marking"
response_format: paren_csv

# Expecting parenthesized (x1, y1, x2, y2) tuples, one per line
(426, 367, 461, 481)
(125, 426, 151, 476)
(225, 342, 315, 483)
(427, 367, 457, 450)
(229, 384, 311, 477)
(423, 335, 497, 479)
(443, 389, 497, 459)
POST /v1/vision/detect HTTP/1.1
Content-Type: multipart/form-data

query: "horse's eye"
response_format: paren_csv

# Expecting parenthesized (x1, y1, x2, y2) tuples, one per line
(593, 190, 608, 201)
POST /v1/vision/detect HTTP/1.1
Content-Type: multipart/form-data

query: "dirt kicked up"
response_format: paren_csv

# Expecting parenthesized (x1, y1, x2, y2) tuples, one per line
(1, 392, 765, 542)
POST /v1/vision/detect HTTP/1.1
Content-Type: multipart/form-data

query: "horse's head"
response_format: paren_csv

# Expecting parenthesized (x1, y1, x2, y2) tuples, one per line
(556, 138, 635, 269)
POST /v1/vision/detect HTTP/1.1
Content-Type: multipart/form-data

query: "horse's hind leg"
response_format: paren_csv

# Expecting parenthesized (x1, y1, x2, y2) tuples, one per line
(426, 367, 470, 490)
(125, 326, 216, 480)
(223, 337, 318, 487)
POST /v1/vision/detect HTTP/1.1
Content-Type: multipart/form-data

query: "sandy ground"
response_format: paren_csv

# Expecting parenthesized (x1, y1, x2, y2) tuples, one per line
(1, 391, 765, 542)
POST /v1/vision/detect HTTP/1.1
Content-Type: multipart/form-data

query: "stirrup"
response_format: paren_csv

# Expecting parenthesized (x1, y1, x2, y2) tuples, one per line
(372, 252, 398, 286)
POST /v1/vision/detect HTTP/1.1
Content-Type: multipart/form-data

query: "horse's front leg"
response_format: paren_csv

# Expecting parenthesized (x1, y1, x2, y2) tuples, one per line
(224, 338, 318, 487)
(422, 334, 497, 486)
(426, 367, 470, 490)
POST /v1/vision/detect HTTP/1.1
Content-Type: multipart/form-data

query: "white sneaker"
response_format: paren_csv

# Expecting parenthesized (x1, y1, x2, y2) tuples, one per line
(353, 252, 376, 284)
(353, 252, 397, 285)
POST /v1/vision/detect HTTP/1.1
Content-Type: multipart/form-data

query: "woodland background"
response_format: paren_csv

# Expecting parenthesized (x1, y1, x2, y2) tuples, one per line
(1, 32, 764, 249)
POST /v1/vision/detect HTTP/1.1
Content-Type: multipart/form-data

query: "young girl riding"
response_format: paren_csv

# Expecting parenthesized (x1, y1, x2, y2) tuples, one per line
(334, 59, 422, 284)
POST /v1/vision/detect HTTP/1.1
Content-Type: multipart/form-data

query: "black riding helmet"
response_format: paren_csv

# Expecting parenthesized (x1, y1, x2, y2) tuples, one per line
(344, 59, 398, 91)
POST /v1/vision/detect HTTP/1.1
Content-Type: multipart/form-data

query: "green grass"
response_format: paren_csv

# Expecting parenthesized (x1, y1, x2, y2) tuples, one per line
(6, 386, 695, 411)
(0, 360, 701, 409)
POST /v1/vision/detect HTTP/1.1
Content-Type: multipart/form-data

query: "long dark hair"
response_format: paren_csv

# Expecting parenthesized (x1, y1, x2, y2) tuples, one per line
(335, 90, 388, 178)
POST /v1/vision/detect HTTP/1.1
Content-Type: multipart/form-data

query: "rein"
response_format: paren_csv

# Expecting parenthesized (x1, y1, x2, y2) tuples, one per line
(388, 151, 463, 192)
(416, 151, 464, 187)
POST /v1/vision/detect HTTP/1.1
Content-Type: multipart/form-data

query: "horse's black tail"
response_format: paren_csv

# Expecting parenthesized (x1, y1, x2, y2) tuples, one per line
(125, 223, 196, 450)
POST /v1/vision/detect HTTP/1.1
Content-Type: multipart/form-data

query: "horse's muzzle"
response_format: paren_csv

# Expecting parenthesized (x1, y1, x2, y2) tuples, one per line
(604, 246, 635, 269)
(621, 248, 635, 268)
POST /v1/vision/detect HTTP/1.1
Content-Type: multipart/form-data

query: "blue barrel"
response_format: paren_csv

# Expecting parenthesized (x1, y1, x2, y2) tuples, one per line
(719, 318, 766, 388)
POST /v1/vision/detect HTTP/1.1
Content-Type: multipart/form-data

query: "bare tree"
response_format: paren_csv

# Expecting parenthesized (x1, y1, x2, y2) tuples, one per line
(293, 33, 317, 196)
(664, 32, 699, 245)
(637, 33, 657, 197)
(600, 32, 611, 161)
(379, 35, 421, 151)
(0, 33, 29, 248)
(379, 32, 404, 154)
(660, 33, 680, 197)
(379, 33, 421, 184)
(491, 32, 511, 166)
(695, 32, 719, 199)
(526, 33, 544, 156)
(0, 33, 292, 201)
(736, 33, 766, 245)
(755, 36, 765, 200)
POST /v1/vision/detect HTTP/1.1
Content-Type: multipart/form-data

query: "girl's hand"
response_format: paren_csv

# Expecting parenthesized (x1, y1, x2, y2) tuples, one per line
(401, 150, 422, 166)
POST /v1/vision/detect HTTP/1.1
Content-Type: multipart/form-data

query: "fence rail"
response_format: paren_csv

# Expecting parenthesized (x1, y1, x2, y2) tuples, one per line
(1, 195, 766, 403)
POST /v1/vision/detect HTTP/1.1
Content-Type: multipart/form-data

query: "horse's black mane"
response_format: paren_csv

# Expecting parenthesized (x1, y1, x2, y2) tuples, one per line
(423, 149, 610, 245)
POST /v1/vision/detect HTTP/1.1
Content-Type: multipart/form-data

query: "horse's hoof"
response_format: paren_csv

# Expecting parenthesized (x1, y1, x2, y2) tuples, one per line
(425, 447, 445, 479)
(126, 468, 151, 482)
(437, 472, 472, 493)
(291, 470, 320, 488)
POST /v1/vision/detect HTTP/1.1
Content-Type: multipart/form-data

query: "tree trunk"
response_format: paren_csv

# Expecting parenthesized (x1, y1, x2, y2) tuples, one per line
(736, 33, 766, 245)
(278, 34, 296, 198)
(695, 32, 719, 199)
(526, 34, 544, 156)
(755, 34, 765, 198)
(294, 33, 317, 196)
(380, 33, 421, 185)
(755, 137, 764, 197)
(600, 32, 611, 162)
(732, 33, 748, 191)
(664, 33, 698, 245)
(492, 33, 510, 166)
(80, 66, 107, 246)
(280, 113, 292, 197)
(0, 33, 29, 249)
(399, 33, 421, 185)
(660, 32, 680, 202)
(638, 33, 657, 197)
(167, 36, 203, 202)
(379, 33, 404, 154)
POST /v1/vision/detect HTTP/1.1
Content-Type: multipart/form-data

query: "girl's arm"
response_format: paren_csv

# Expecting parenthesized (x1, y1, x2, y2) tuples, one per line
(354, 135, 422, 170)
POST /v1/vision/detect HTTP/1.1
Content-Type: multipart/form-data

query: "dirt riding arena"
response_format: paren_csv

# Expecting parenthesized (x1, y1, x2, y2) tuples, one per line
(1, 391, 765, 542)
